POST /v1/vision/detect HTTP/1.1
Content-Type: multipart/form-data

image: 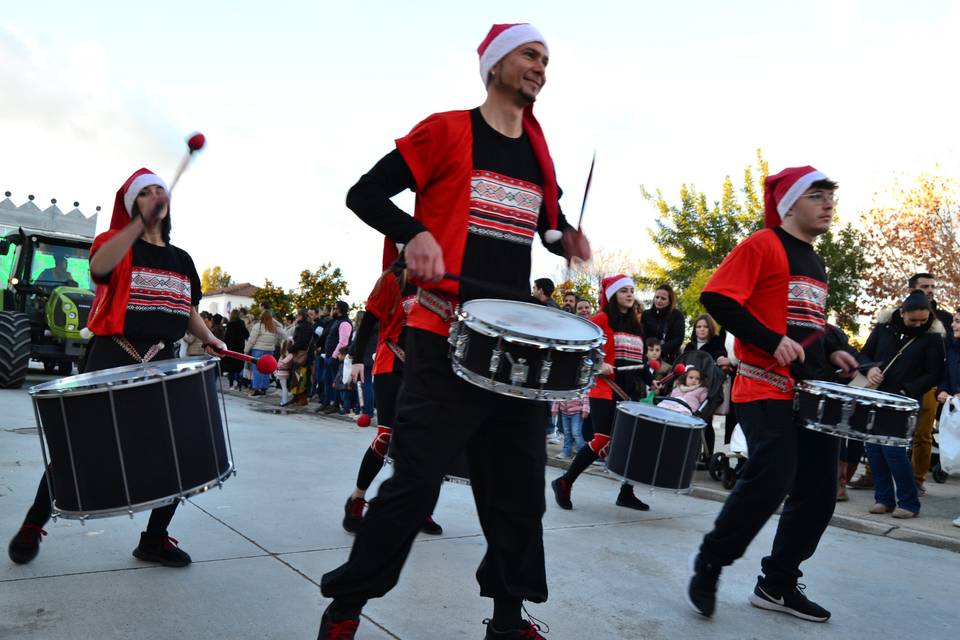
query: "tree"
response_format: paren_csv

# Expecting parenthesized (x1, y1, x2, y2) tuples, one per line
(290, 263, 350, 311)
(641, 149, 768, 292)
(816, 223, 869, 334)
(253, 279, 292, 317)
(860, 171, 960, 312)
(200, 265, 234, 293)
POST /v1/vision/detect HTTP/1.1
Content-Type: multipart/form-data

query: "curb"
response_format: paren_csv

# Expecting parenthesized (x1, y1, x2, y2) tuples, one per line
(546, 457, 960, 554)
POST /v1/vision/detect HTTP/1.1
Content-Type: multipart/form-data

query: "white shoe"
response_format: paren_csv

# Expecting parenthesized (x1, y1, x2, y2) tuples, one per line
(555, 453, 571, 460)
(953, 516, 960, 528)
(547, 435, 562, 445)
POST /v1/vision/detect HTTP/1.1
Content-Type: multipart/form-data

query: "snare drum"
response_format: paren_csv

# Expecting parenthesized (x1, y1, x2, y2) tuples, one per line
(29, 356, 235, 520)
(448, 299, 605, 401)
(605, 402, 706, 491)
(794, 380, 919, 446)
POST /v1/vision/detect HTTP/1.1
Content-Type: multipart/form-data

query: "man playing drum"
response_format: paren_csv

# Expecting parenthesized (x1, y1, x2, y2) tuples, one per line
(318, 23, 590, 640)
(685, 166, 857, 622)
(7, 168, 226, 568)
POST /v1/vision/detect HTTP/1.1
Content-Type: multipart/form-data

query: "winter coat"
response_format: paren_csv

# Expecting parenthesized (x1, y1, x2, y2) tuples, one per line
(663, 383, 708, 416)
(682, 333, 728, 362)
(939, 339, 960, 395)
(641, 306, 686, 362)
(245, 320, 279, 353)
(222, 319, 249, 373)
(861, 308, 945, 400)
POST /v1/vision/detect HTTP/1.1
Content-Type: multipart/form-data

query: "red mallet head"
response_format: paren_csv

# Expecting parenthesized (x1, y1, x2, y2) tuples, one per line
(356, 413, 372, 428)
(648, 359, 660, 371)
(187, 132, 206, 152)
(674, 363, 687, 374)
(256, 354, 277, 374)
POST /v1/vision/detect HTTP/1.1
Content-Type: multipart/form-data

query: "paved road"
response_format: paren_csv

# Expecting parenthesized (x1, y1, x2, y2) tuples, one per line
(1, 373, 957, 639)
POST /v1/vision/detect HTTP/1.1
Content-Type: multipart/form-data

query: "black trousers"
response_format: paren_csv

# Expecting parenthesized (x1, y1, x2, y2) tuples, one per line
(700, 398, 838, 586)
(25, 336, 178, 534)
(321, 328, 549, 604)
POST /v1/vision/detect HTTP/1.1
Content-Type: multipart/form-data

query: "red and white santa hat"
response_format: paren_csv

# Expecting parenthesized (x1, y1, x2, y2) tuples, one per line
(763, 165, 829, 228)
(600, 274, 635, 307)
(110, 167, 168, 231)
(477, 24, 562, 243)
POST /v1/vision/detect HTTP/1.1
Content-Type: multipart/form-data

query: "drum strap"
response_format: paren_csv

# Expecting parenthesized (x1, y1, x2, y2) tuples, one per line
(416, 288, 455, 323)
(112, 336, 166, 364)
(738, 362, 790, 392)
(386, 340, 406, 363)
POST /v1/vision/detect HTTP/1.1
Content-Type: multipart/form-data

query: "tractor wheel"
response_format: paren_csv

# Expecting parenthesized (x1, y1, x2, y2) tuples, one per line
(0, 311, 31, 389)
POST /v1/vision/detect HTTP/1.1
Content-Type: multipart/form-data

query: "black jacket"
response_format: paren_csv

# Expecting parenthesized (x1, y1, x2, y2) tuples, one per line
(682, 333, 727, 361)
(290, 320, 315, 357)
(641, 306, 686, 362)
(861, 309, 946, 400)
(222, 319, 249, 373)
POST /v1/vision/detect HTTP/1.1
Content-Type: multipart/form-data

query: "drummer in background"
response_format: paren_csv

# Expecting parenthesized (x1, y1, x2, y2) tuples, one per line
(551, 274, 654, 511)
(685, 166, 858, 622)
(7, 168, 226, 569)
(318, 23, 590, 640)
(860, 289, 945, 519)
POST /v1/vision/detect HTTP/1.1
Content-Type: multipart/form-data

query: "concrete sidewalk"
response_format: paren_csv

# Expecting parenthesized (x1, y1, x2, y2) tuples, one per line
(2, 380, 958, 639)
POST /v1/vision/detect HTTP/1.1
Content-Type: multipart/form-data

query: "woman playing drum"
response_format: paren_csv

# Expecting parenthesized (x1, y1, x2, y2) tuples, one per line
(551, 274, 653, 511)
(7, 168, 226, 568)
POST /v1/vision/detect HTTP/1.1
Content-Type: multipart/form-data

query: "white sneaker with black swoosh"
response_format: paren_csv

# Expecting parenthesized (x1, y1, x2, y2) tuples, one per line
(749, 577, 831, 622)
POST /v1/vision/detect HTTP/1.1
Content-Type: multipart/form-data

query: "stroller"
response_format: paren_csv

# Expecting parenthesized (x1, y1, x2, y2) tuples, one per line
(653, 350, 727, 469)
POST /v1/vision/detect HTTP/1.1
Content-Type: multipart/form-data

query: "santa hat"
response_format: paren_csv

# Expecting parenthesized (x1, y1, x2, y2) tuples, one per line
(600, 274, 635, 307)
(477, 24, 562, 243)
(763, 165, 829, 228)
(110, 168, 168, 231)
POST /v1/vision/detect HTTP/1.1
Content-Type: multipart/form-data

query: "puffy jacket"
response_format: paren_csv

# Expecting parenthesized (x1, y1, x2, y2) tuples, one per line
(861, 309, 945, 400)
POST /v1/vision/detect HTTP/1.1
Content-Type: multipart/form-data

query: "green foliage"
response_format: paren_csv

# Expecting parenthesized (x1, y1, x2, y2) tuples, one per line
(554, 274, 598, 308)
(817, 223, 869, 334)
(291, 263, 350, 311)
(253, 279, 292, 317)
(675, 267, 715, 320)
(200, 265, 234, 293)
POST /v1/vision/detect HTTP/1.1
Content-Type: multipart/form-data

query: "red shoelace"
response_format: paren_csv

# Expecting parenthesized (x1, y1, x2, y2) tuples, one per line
(349, 498, 366, 519)
(322, 619, 358, 639)
(162, 536, 181, 552)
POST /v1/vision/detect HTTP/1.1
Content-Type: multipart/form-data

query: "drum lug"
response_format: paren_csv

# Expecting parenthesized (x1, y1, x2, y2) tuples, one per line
(504, 352, 529, 386)
(538, 353, 552, 385)
(489, 338, 503, 376)
(452, 327, 469, 361)
(839, 399, 854, 429)
(128, 509, 135, 519)
(817, 397, 826, 422)
(866, 408, 876, 433)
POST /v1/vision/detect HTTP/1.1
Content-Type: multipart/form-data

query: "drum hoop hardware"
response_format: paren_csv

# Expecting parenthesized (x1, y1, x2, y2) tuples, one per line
(160, 379, 186, 501)
(200, 368, 224, 491)
(58, 395, 85, 519)
(450, 362, 584, 401)
(29, 357, 220, 398)
(107, 388, 135, 518)
(796, 381, 918, 411)
(615, 402, 706, 429)
(800, 419, 913, 447)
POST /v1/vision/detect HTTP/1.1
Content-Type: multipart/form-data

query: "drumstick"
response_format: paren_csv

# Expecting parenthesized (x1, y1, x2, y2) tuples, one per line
(211, 347, 278, 374)
(168, 133, 206, 192)
(576, 151, 596, 230)
(761, 330, 824, 373)
(835, 361, 881, 374)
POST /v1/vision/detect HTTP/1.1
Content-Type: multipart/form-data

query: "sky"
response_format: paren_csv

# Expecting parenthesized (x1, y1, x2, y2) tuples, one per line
(2, 0, 959, 300)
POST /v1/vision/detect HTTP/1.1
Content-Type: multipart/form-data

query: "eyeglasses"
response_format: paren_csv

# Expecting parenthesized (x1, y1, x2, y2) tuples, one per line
(801, 191, 838, 205)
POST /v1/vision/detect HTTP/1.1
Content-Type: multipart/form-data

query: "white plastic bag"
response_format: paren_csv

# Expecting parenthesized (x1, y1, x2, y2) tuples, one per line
(939, 398, 960, 474)
(730, 424, 748, 456)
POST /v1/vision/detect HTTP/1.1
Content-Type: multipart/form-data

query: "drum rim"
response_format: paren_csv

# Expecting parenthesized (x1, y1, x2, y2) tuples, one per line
(459, 298, 604, 347)
(50, 463, 235, 520)
(602, 463, 695, 493)
(29, 356, 220, 397)
(795, 380, 919, 411)
(615, 400, 707, 429)
(800, 419, 912, 447)
(451, 361, 589, 401)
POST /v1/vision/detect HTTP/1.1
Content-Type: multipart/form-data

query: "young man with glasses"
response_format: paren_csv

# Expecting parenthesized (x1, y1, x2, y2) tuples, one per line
(685, 166, 858, 622)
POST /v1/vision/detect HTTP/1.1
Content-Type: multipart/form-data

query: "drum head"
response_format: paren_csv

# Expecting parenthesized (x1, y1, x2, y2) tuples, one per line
(461, 299, 602, 345)
(616, 401, 706, 429)
(796, 380, 918, 409)
(30, 356, 219, 397)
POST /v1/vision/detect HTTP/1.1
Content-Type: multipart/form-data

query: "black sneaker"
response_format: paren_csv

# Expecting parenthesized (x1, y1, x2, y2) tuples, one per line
(342, 497, 366, 534)
(484, 619, 546, 639)
(8, 523, 47, 565)
(686, 552, 721, 618)
(615, 488, 650, 511)
(317, 604, 360, 639)
(132, 532, 191, 567)
(420, 515, 443, 535)
(551, 477, 573, 510)
(749, 576, 831, 622)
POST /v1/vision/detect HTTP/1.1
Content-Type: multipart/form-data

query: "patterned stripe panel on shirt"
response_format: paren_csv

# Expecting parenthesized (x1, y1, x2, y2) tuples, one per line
(613, 332, 645, 363)
(468, 170, 543, 245)
(787, 276, 827, 330)
(127, 267, 193, 317)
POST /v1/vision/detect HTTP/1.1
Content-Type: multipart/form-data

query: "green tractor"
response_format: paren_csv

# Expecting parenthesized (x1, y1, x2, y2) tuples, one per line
(0, 228, 95, 387)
